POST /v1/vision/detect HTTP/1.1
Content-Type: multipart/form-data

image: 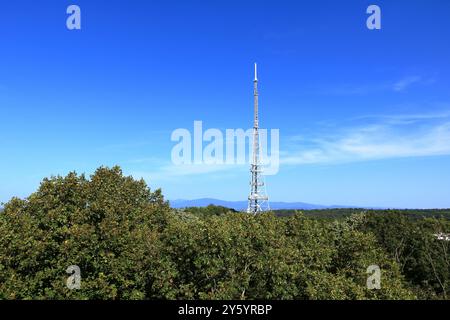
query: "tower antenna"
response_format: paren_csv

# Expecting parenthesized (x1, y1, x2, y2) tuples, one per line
(247, 63, 270, 214)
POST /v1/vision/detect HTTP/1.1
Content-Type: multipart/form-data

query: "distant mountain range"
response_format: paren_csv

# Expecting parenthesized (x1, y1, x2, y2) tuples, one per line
(169, 198, 354, 211)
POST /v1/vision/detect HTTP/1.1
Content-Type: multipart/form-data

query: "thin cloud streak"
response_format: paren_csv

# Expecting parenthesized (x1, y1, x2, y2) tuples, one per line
(317, 75, 435, 96)
(282, 113, 450, 165)
(393, 76, 422, 92)
(351, 109, 450, 125)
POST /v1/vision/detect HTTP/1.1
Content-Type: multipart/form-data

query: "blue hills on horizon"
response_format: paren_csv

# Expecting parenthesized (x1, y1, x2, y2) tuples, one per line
(0, 199, 353, 212)
(169, 198, 355, 211)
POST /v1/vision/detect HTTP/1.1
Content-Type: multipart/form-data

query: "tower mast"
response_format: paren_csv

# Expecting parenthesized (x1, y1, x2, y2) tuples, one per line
(247, 63, 269, 214)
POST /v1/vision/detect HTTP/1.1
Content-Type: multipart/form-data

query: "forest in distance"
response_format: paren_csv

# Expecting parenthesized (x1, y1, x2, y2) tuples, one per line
(0, 166, 449, 300)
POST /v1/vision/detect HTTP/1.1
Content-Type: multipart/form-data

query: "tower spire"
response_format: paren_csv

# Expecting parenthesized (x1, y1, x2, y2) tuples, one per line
(247, 63, 269, 214)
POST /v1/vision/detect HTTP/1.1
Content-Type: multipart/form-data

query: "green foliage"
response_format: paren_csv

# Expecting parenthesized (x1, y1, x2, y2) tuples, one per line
(0, 166, 171, 299)
(2, 167, 442, 300)
(181, 205, 237, 218)
(359, 212, 450, 299)
(274, 208, 450, 220)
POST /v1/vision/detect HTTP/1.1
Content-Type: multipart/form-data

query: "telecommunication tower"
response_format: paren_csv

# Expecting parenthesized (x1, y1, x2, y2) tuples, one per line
(247, 63, 270, 214)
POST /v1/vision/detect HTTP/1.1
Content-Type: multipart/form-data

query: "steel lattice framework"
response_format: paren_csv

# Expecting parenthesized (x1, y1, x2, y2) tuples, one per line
(247, 63, 270, 214)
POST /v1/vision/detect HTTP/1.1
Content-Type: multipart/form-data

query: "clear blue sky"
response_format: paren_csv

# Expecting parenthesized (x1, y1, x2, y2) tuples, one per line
(1, 0, 450, 208)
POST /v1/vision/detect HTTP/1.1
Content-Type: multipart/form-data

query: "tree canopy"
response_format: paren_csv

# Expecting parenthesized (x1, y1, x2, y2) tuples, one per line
(1, 166, 447, 299)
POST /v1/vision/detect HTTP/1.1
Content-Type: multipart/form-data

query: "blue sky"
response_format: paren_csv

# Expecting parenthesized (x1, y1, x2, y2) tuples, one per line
(1, 0, 450, 208)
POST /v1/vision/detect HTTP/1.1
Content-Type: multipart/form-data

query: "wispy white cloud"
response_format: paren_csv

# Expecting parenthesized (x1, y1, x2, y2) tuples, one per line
(393, 76, 422, 92)
(282, 112, 450, 165)
(318, 75, 435, 96)
(352, 110, 450, 125)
